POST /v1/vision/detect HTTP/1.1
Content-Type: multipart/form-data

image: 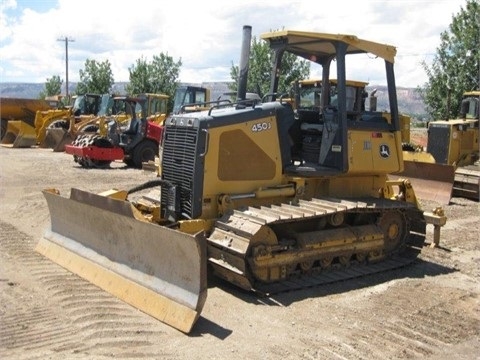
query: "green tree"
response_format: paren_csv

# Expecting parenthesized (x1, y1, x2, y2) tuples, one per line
(229, 35, 310, 97)
(125, 56, 150, 95)
(126, 53, 182, 112)
(76, 59, 115, 95)
(39, 75, 63, 99)
(419, 0, 479, 120)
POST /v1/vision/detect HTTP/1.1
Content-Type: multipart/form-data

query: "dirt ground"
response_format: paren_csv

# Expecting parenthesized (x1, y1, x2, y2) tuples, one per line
(0, 135, 479, 360)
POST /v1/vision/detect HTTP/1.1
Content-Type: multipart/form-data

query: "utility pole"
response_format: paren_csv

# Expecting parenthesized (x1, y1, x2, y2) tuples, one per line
(58, 37, 74, 97)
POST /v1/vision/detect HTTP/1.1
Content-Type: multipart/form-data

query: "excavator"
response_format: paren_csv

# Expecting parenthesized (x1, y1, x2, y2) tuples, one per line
(36, 26, 446, 334)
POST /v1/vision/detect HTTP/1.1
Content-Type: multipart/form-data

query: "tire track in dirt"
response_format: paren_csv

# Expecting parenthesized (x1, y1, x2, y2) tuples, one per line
(0, 220, 171, 359)
(301, 286, 479, 360)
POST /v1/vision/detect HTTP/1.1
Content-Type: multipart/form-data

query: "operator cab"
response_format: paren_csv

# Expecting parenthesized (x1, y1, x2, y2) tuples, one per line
(261, 31, 402, 177)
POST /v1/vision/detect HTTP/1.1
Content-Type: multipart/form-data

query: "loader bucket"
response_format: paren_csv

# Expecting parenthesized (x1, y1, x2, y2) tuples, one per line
(391, 161, 455, 204)
(0, 120, 36, 148)
(43, 127, 74, 152)
(36, 188, 208, 333)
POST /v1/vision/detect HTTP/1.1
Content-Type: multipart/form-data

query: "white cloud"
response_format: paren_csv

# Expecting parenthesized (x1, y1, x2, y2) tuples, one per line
(0, 0, 468, 87)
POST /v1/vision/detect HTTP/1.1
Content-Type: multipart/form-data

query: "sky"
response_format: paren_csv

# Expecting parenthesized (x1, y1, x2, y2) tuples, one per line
(0, 0, 468, 88)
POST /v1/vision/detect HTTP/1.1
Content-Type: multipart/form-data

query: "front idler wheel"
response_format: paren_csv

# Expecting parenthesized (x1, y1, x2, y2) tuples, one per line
(377, 211, 408, 254)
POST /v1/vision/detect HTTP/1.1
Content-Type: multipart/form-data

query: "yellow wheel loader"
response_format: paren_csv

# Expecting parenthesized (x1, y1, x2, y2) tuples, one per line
(173, 85, 211, 114)
(0, 97, 58, 147)
(36, 26, 446, 334)
(41, 93, 108, 151)
(35, 108, 73, 146)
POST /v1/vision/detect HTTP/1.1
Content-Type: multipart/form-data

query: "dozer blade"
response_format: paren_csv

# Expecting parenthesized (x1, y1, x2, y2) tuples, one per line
(36, 188, 208, 333)
(42, 128, 74, 152)
(391, 161, 455, 204)
(0, 121, 36, 148)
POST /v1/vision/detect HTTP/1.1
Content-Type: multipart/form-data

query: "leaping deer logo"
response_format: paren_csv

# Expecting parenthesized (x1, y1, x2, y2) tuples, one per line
(380, 144, 390, 158)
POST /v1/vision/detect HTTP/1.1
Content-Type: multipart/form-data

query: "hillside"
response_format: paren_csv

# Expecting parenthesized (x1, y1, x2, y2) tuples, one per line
(0, 82, 427, 120)
(0, 82, 231, 104)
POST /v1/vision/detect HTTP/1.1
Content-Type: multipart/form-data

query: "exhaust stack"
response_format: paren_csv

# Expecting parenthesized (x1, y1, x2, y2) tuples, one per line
(236, 25, 252, 101)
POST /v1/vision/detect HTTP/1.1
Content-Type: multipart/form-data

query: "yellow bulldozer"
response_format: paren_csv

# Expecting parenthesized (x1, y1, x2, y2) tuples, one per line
(399, 91, 479, 203)
(0, 97, 59, 147)
(36, 27, 446, 334)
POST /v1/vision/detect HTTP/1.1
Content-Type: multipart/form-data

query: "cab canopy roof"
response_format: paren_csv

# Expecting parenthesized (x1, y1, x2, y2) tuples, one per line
(260, 30, 396, 64)
(464, 91, 480, 96)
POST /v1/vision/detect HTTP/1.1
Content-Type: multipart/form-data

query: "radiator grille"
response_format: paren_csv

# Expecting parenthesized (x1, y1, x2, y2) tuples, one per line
(161, 125, 201, 218)
(426, 126, 449, 164)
